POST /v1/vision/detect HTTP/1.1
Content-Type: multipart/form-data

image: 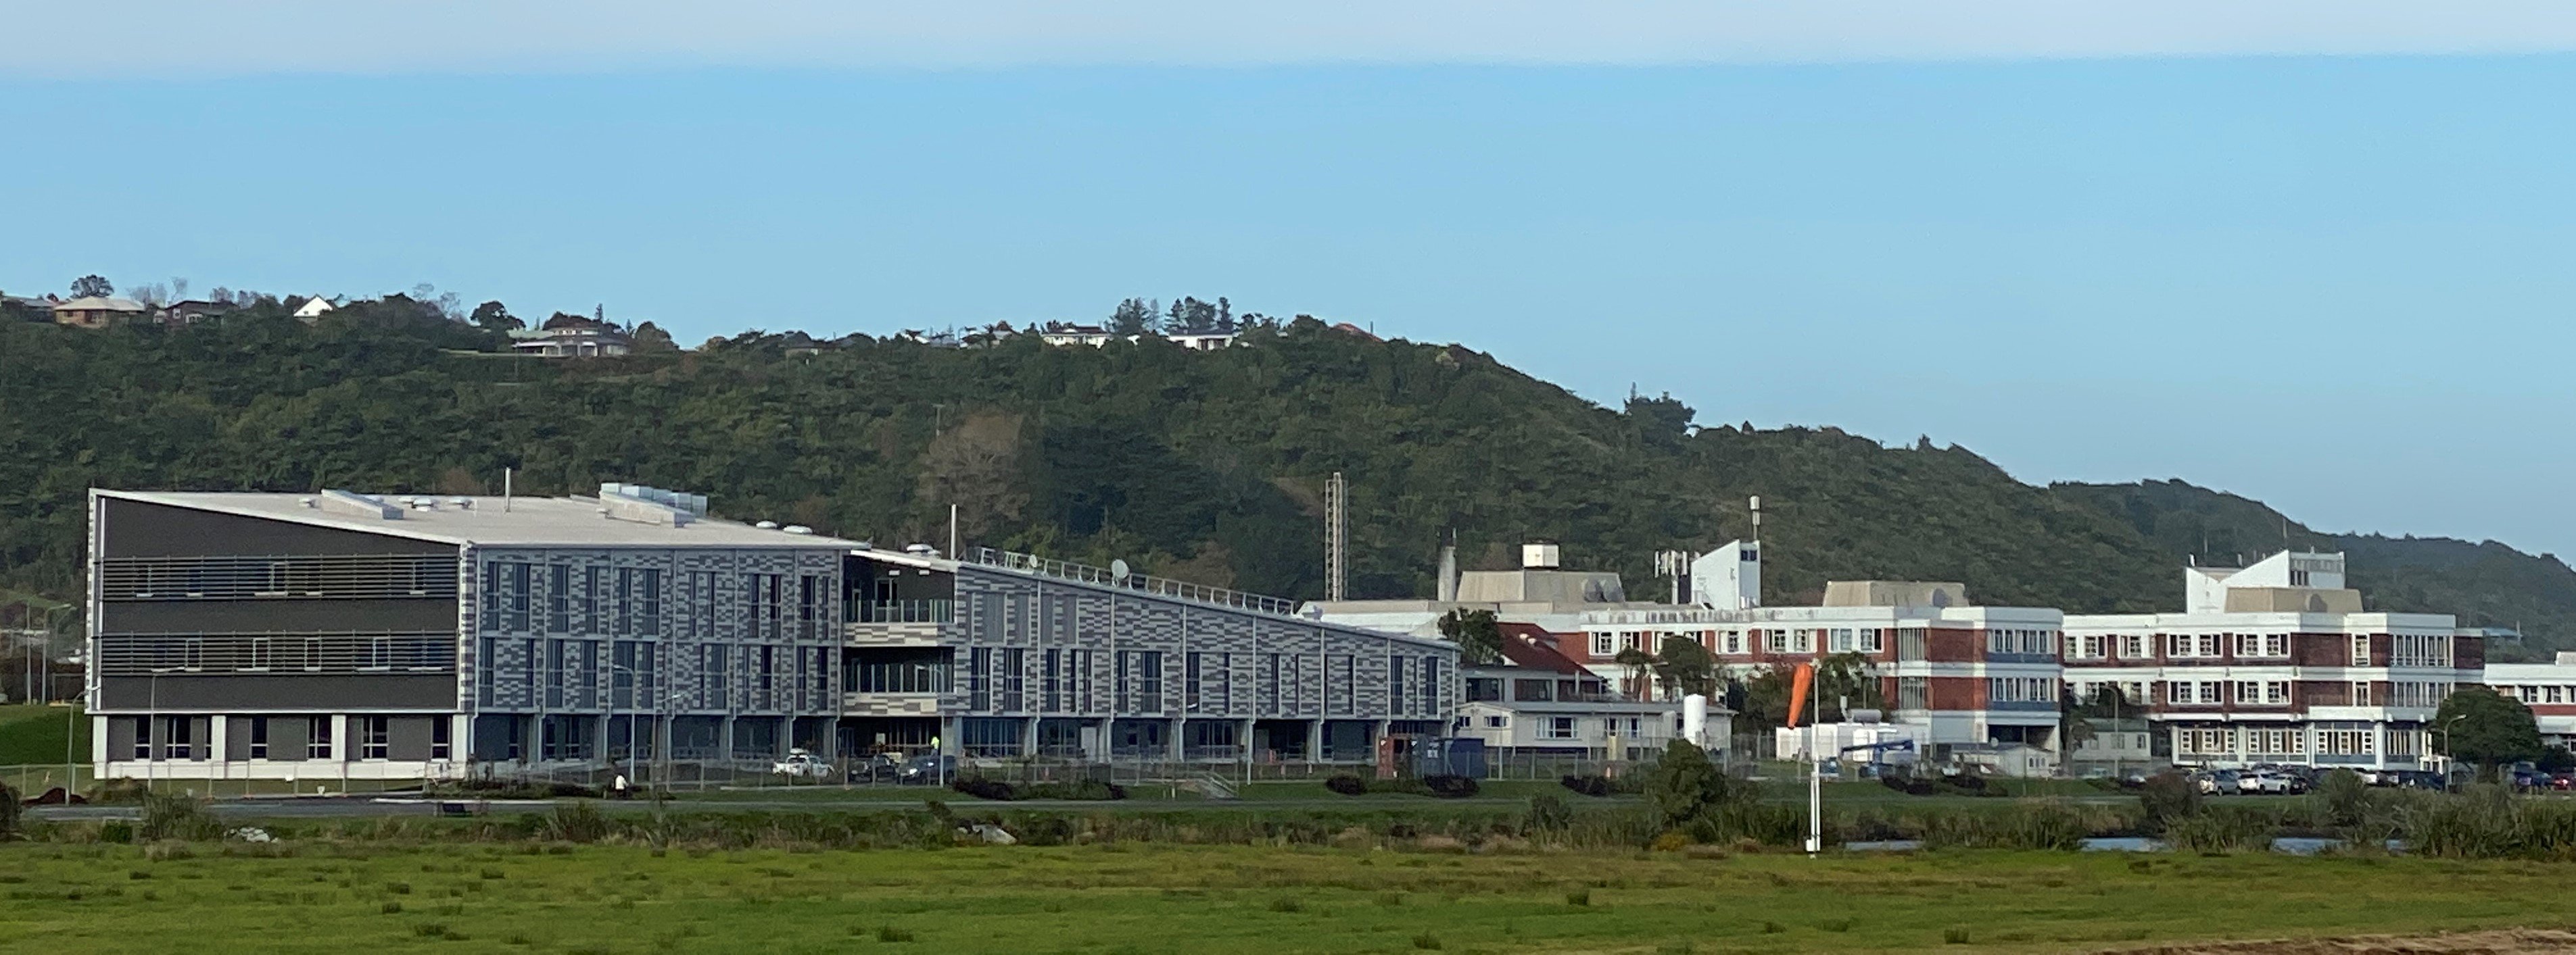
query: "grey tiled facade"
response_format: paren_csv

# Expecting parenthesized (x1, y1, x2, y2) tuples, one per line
(87, 489, 1463, 778)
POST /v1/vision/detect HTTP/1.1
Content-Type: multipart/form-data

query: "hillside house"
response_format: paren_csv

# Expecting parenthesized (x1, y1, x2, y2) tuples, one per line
(53, 296, 150, 328)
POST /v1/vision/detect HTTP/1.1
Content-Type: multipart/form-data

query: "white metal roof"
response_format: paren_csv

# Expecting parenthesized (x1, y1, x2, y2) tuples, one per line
(97, 489, 861, 549)
(54, 296, 146, 312)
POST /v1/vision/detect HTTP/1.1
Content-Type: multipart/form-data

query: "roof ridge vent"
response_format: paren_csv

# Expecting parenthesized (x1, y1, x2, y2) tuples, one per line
(598, 488, 693, 527)
(318, 489, 402, 520)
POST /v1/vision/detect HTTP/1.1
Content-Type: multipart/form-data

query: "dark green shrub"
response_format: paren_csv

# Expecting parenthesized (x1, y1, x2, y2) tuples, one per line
(1523, 793, 1573, 835)
(949, 777, 1018, 800)
(544, 801, 613, 843)
(1421, 775, 1479, 799)
(2137, 771, 2202, 833)
(0, 781, 20, 840)
(2163, 807, 2272, 854)
(1560, 775, 1637, 797)
(139, 792, 224, 841)
(2317, 769, 2368, 829)
(1324, 775, 1368, 796)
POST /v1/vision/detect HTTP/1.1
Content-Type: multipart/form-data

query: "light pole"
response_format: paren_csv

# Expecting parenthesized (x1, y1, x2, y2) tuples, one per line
(605, 662, 657, 796)
(2439, 714, 2468, 791)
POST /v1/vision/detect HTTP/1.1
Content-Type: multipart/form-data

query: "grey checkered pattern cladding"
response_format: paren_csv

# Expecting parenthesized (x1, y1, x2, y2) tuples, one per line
(938, 566, 1458, 722)
(462, 546, 844, 719)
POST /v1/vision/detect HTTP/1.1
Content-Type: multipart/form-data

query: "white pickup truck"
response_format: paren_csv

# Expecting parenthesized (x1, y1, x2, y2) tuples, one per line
(771, 749, 834, 779)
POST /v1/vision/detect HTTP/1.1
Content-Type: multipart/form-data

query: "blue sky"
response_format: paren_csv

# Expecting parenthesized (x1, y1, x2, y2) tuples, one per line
(6, 5, 2576, 560)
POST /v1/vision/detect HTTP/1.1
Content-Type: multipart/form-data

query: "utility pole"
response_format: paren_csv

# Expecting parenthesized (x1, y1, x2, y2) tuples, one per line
(1324, 472, 1347, 602)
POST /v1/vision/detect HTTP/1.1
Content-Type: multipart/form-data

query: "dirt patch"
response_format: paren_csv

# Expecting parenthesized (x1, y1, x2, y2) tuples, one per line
(2114, 928, 2576, 954)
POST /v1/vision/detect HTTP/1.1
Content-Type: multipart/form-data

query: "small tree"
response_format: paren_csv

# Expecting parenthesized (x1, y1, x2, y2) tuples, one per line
(631, 321, 679, 353)
(1652, 635, 1719, 699)
(1811, 652, 1882, 721)
(1434, 608, 1503, 665)
(1611, 647, 1658, 700)
(70, 274, 112, 297)
(1108, 297, 1156, 336)
(2434, 686, 2544, 774)
(2137, 770, 2201, 834)
(1643, 739, 1723, 834)
(470, 300, 523, 333)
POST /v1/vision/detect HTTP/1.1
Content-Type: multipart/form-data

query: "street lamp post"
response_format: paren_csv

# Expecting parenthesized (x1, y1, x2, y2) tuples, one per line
(2439, 714, 2468, 791)
(605, 662, 657, 796)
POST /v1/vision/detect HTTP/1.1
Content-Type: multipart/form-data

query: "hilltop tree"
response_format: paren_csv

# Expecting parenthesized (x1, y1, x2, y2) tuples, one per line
(470, 301, 523, 333)
(631, 321, 677, 352)
(1624, 391, 1695, 448)
(1109, 297, 1156, 336)
(69, 275, 112, 298)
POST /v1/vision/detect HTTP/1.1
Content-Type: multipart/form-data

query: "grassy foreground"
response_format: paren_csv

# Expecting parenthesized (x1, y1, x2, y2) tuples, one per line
(1, 842, 2570, 954)
(0, 704, 83, 768)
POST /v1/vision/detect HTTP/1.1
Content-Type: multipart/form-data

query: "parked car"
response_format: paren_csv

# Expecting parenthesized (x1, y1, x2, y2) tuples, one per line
(2237, 772, 2295, 795)
(771, 748, 834, 779)
(845, 752, 907, 784)
(2199, 770, 2240, 795)
(896, 754, 957, 785)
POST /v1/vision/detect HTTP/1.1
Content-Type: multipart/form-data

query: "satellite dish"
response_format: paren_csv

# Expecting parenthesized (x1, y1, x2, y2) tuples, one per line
(1110, 559, 1131, 583)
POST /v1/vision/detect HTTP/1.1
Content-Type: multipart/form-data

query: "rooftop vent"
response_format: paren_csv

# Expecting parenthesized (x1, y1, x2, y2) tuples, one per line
(318, 489, 402, 521)
(598, 487, 694, 527)
(782, 524, 813, 535)
(447, 497, 473, 509)
(905, 543, 938, 556)
(597, 483, 709, 517)
(755, 520, 779, 530)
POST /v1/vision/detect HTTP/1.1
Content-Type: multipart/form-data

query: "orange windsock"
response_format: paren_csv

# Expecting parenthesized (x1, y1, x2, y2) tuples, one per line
(1786, 662, 1815, 728)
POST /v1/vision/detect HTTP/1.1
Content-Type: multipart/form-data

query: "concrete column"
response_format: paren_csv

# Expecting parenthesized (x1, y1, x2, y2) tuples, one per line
(1022, 716, 1039, 757)
(209, 716, 229, 776)
(1239, 718, 1256, 764)
(329, 714, 350, 762)
(719, 716, 736, 764)
(1169, 717, 1187, 762)
(1305, 719, 1325, 763)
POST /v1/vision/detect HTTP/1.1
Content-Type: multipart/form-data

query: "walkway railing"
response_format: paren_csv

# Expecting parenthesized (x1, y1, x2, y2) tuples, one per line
(965, 547, 1300, 617)
(844, 599, 955, 624)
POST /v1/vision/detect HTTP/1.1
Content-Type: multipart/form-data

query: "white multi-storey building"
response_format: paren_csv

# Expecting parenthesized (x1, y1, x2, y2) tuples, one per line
(2061, 550, 2485, 770)
(2483, 652, 2576, 750)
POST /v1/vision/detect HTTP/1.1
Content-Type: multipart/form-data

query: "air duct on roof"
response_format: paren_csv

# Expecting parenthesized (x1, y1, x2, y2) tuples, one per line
(598, 488, 693, 527)
(597, 483, 710, 517)
(318, 489, 402, 520)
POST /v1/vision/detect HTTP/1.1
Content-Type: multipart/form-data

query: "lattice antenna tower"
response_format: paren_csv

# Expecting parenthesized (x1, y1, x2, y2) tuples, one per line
(1325, 472, 1348, 602)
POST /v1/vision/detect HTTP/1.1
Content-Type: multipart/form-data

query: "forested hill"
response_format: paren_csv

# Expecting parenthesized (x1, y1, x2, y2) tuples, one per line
(2051, 480, 2576, 658)
(3, 305, 2567, 658)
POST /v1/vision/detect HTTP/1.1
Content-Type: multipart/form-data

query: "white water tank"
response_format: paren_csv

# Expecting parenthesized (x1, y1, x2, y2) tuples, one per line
(1682, 693, 1709, 746)
(1521, 542, 1562, 570)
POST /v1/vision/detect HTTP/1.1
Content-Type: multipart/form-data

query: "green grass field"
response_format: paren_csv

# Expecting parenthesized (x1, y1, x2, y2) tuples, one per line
(0, 704, 84, 768)
(2, 841, 2570, 954)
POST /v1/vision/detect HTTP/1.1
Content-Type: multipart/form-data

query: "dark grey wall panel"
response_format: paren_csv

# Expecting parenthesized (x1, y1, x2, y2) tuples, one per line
(102, 599, 457, 635)
(103, 499, 452, 558)
(389, 717, 435, 760)
(99, 675, 457, 710)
